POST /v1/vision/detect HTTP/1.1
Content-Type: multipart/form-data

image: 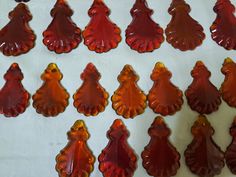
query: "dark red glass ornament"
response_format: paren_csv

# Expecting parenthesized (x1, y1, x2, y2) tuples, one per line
(148, 62, 183, 116)
(184, 115, 225, 177)
(165, 0, 205, 51)
(56, 120, 95, 177)
(142, 117, 180, 177)
(185, 61, 221, 114)
(225, 117, 236, 174)
(73, 63, 109, 116)
(210, 0, 236, 50)
(125, 0, 164, 53)
(0, 3, 36, 56)
(98, 119, 137, 177)
(43, 0, 82, 54)
(83, 0, 121, 53)
(220, 57, 236, 107)
(0, 63, 30, 117)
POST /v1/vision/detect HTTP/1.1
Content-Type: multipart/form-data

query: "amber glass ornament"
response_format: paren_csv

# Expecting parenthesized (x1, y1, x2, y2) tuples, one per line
(142, 117, 180, 177)
(111, 65, 147, 118)
(125, 0, 164, 53)
(0, 3, 36, 56)
(221, 57, 236, 107)
(83, 0, 121, 53)
(43, 0, 82, 54)
(0, 63, 30, 117)
(148, 62, 183, 116)
(32, 63, 69, 117)
(56, 120, 95, 177)
(210, 0, 236, 50)
(184, 115, 225, 177)
(73, 63, 109, 116)
(98, 119, 137, 177)
(225, 117, 236, 174)
(185, 61, 221, 114)
(165, 0, 205, 51)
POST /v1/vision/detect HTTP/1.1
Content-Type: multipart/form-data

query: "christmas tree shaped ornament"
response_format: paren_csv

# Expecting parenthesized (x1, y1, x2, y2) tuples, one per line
(43, 0, 82, 54)
(165, 0, 205, 51)
(210, 0, 236, 50)
(225, 117, 236, 174)
(111, 65, 147, 118)
(221, 57, 236, 107)
(98, 119, 137, 177)
(185, 115, 225, 177)
(56, 120, 95, 177)
(73, 63, 109, 116)
(32, 63, 69, 117)
(185, 61, 221, 114)
(83, 0, 121, 53)
(148, 62, 183, 116)
(142, 117, 180, 177)
(0, 3, 36, 56)
(0, 63, 30, 117)
(125, 0, 164, 53)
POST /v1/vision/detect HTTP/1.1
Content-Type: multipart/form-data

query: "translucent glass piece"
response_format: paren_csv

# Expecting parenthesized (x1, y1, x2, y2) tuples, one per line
(43, 0, 82, 54)
(111, 65, 147, 118)
(83, 0, 121, 53)
(0, 3, 36, 56)
(142, 116, 180, 177)
(32, 63, 69, 117)
(148, 62, 183, 116)
(73, 63, 109, 116)
(0, 63, 30, 117)
(125, 0, 164, 53)
(56, 120, 95, 177)
(98, 119, 137, 177)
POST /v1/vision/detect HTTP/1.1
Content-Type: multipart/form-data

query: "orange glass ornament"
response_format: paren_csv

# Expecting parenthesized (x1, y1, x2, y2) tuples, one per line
(43, 0, 82, 54)
(83, 0, 121, 53)
(221, 57, 236, 107)
(185, 61, 221, 114)
(165, 0, 205, 51)
(111, 65, 147, 118)
(148, 62, 183, 116)
(56, 120, 95, 177)
(0, 63, 30, 117)
(142, 117, 180, 177)
(125, 0, 164, 53)
(73, 63, 109, 116)
(98, 119, 137, 177)
(225, 117, 236, 174)
(0, 3, 36, 56)
(32, 63, 69, 117)
(210, 0, 236, 50)
(184, 115, 225, 177)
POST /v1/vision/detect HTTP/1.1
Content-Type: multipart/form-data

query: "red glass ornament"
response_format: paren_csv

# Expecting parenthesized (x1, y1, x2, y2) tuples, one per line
(148, 62, 183, 116)
(98, 119, 137, 177)
(83, 0, 121, 53)
(0, 3, 36, 56)
(184, 115, 225, 177)
(210, 0, 236, 50)
(73, 63, 109, 116)
(56, 120, 95, 177)
(43, 0, 82, 54)
(165, 0, 205, 51)
(32, 63, 69, 117)
(185, 61, 221, 114)
(142, 117, 180, 177)
(111, 65, 147, 118)
(125, 0, 164, 53)
(225, 117, 236, 174)
(221, 57, 236, 107)
(0, 63, 30, 117)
